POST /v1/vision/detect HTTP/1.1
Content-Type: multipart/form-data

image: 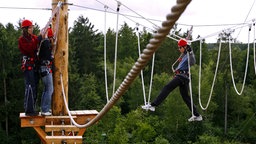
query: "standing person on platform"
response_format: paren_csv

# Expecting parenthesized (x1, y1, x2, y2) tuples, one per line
(142, 39, 203, 122)
(18, 19, 40, 116)
(37, 26, 54, 116)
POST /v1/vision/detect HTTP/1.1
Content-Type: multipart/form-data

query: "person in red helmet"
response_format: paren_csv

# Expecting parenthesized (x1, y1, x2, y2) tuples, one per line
(142, 38, 202, 122)
(18, 19, 40, 116)
(37, 26, 54, 116)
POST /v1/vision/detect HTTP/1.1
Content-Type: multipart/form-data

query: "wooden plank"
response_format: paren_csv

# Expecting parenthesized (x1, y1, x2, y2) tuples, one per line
(45, 115, 77, 119)
(46, 136, 82, 144)
(20, 113, 46, 127)
(45, 125, 80, 132)
(45, 115, 77, 125)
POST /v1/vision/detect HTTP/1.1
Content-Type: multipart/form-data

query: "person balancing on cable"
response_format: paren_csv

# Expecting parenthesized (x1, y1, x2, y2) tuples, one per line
(142, 38, 203, 122)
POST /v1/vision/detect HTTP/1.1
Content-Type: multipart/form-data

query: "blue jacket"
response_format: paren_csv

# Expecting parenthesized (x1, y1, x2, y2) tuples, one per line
(175, 51, 196, 72)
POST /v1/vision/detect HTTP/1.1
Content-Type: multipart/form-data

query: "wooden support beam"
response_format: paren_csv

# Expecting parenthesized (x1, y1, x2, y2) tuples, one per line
(52, 0, 69, 116)
(45, 125, 80, 132)
(20, 113, 46, 127)
(20, 110, 98, 127)
(46, 136, 83, 144)
(34, 127, 47, 144)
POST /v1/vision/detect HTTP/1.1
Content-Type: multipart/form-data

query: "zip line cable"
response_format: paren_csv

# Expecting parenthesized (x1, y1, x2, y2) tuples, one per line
(3, 3, 255, 44)
(96, 0, 186, 41)
(198, 39, 221, 110)
(94, 0, 152, 30)
(229, 26, 251, 95)
(191, 20, 254, 43)
(113, 0, 159, 28)
(1, 5, 251, 29)
(0, 6, 51, 11)
(235, 0, 255, 40)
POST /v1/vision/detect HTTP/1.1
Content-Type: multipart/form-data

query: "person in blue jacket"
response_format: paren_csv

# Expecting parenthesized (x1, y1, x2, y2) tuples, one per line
(142, 39, 202, 122)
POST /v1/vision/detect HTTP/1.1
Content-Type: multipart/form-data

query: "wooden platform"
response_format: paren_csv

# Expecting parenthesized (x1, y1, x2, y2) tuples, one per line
(20, 110, 98, 144)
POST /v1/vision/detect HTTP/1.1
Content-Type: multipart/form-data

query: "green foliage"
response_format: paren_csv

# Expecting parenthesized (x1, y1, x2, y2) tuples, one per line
(0, 16, 255, 144)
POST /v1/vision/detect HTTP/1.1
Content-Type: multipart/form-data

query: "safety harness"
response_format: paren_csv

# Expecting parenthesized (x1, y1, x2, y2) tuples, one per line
(21, 56, 37, 71)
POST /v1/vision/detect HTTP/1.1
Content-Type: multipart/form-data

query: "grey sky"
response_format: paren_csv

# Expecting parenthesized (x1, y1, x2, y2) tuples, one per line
(0, 0, 255, 43)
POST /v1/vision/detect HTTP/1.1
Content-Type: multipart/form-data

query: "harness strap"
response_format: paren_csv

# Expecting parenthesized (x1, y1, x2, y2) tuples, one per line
(21, 56, 36, 71)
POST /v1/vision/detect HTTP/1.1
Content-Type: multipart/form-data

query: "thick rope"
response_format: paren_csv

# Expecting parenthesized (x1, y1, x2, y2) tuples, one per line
(64, 0, 192, 128)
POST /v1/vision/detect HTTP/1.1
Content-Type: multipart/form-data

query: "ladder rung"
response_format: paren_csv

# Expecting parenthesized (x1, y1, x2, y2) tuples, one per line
(46, 136, 82, 144)
(45, 115, 77, 119)
(45, 125, 80, 132)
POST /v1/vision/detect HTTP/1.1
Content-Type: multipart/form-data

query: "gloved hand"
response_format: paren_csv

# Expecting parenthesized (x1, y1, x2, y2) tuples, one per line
(186, 45, 192, 52)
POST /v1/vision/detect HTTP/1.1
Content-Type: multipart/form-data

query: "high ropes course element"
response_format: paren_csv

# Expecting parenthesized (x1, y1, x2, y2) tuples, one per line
(196, 22, 255, 110)
(62, 0, 192, 128)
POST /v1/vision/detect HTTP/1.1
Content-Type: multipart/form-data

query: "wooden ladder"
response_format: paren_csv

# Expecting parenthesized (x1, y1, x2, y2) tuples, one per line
(20, 110, 98, 144)
(45, 115, 82, 144)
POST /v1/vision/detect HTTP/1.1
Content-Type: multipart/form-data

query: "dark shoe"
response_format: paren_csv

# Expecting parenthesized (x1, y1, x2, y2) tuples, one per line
(25, 111, 39, 116)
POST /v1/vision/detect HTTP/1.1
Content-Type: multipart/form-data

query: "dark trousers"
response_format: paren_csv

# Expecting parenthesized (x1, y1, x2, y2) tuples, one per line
(151, 75, 200, 116)
(24, 70, 39, 113)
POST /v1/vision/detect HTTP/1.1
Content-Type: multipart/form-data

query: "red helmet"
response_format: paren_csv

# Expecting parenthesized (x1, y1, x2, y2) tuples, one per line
(21, 19, 33, 28)
(47, 28, 53, 38)
(178, 39, 187, 47)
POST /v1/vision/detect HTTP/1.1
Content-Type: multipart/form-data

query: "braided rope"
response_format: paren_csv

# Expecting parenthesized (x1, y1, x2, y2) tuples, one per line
(66, 0, 192, 128)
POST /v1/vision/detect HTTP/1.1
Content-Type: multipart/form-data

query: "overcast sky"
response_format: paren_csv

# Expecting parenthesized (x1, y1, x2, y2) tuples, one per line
(0, 0, 255, 43)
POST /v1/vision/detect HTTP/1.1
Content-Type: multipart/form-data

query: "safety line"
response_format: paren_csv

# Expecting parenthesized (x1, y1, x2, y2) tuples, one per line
(198, 40, 221, 110)
(188, 52, 194, 117)
(229, 28, 250, 95)
(112, 1, 121, 97)
(104, 5, 109, 102)
(60, 74, 88, 128)
(136, 25, 155, 106)
(136, 26, 147, 105)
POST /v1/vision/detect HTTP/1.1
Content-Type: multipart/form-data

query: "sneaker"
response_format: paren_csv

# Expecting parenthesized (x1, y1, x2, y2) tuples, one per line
(188, 115, 203, 122)
(141, 104, 155, 111)
(41, 111, 52, 116)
